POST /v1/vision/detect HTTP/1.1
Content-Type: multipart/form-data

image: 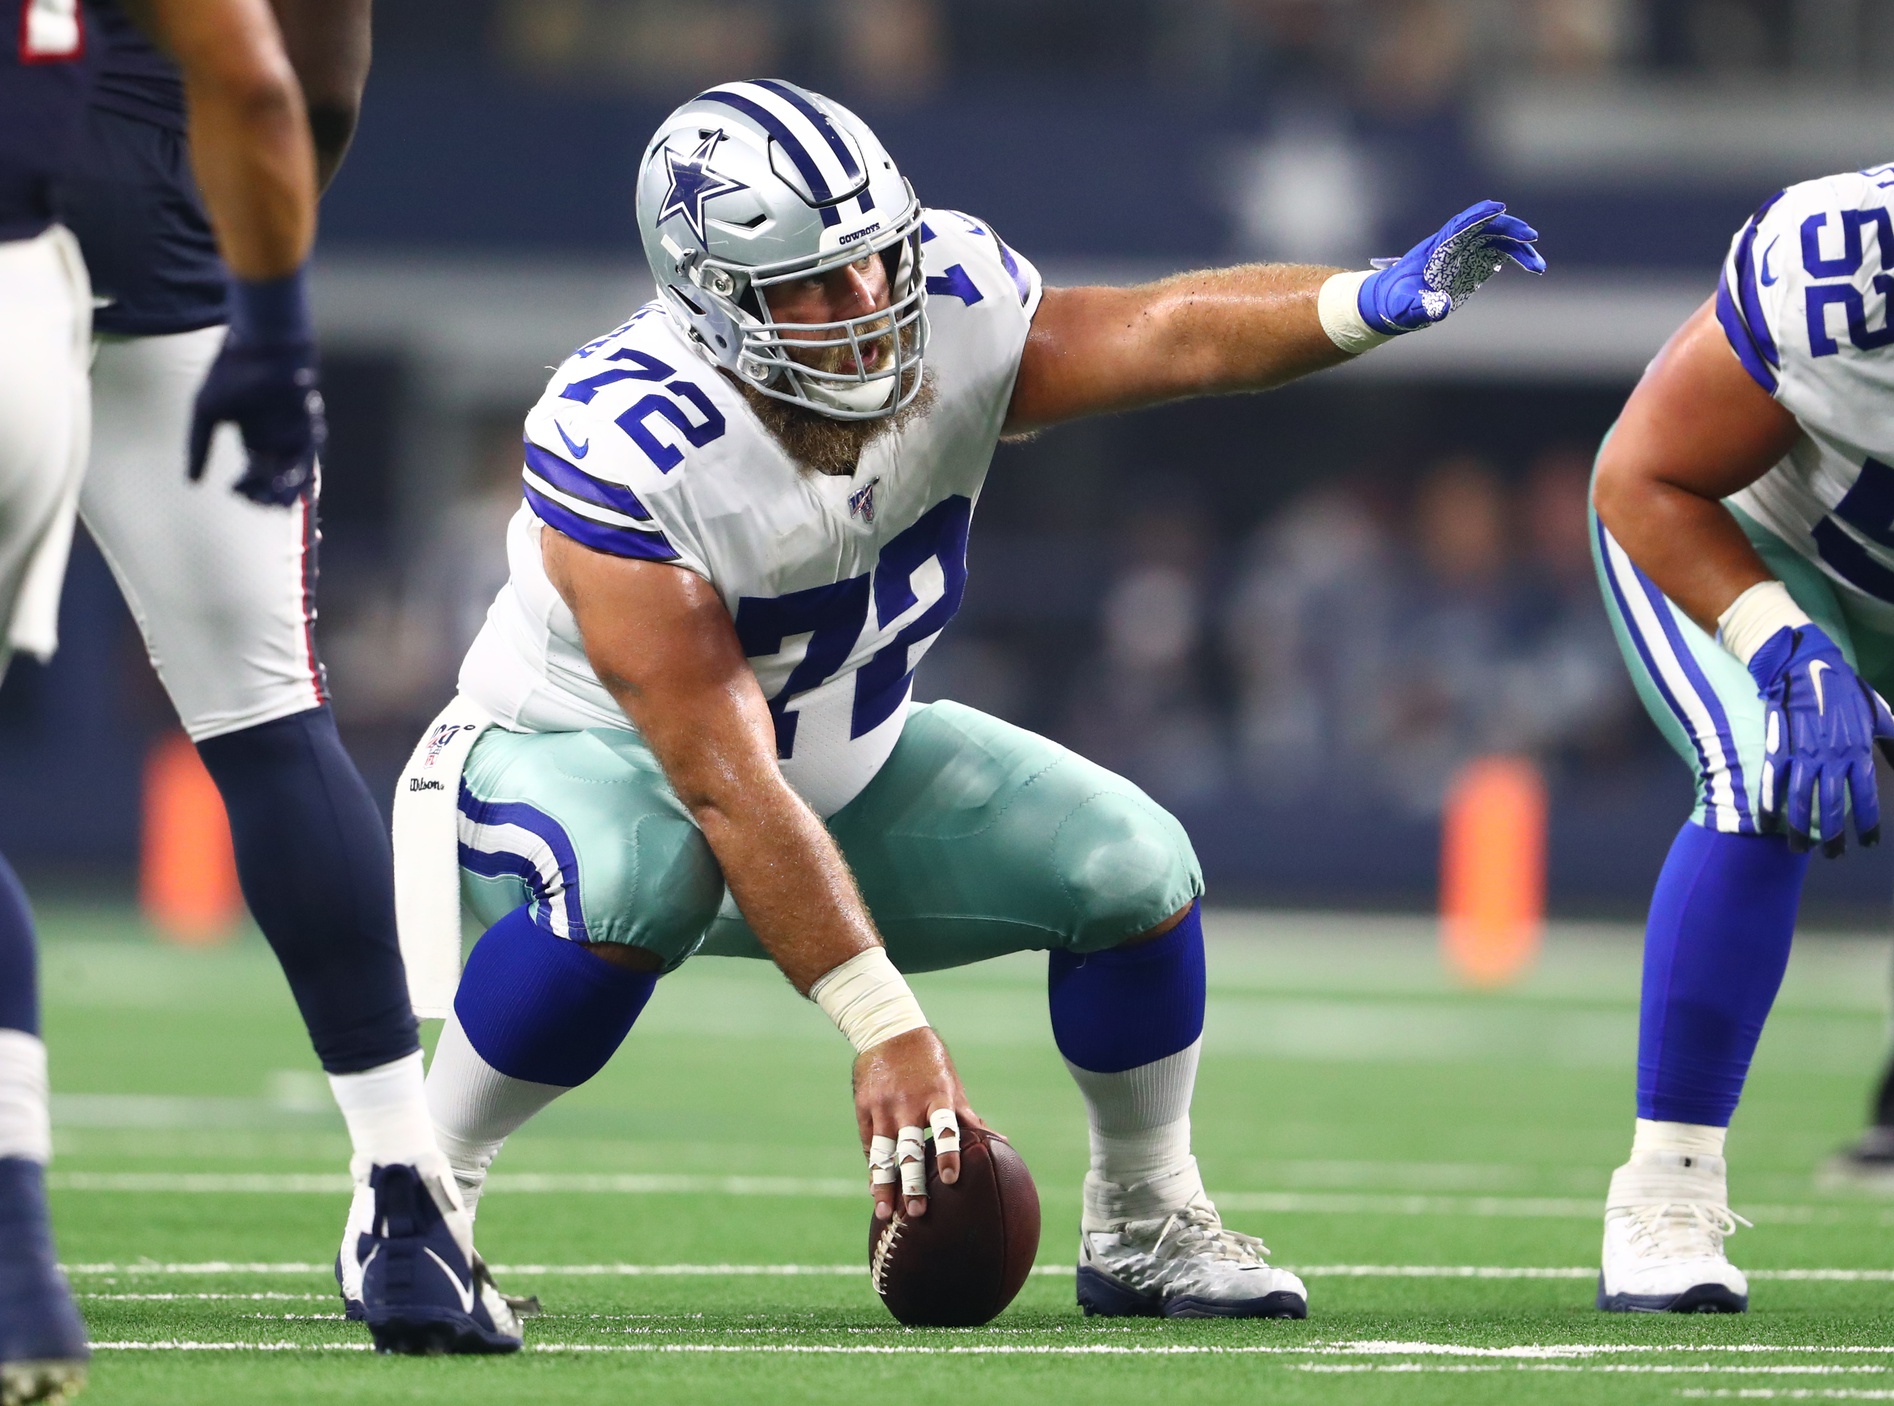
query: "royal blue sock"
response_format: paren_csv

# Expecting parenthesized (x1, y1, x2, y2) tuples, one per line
(1639, 822, 1807, 1126)
(1048, 902, 1205, 1074)
(0, 853, 37, 1036)
(196, 706, 418, 1074)
(454, 905, 656, 1087)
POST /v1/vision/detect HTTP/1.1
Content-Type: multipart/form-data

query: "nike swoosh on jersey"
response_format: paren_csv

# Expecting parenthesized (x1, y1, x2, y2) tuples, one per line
(1809, 658, 1830, 714)
(555, 423, 590, 459)
(1760, 238, 1779, 286)
(424, 1246, 476, 1314)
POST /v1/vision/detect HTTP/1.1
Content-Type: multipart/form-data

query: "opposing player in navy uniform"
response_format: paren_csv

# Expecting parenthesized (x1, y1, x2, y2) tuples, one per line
(1592, 167, 1894, 1311)
(38, 0, 523, 1359)
(0, 1, 94, 1395)
(379, 82, 1542, 1322)
(0, 0, 447, 1394)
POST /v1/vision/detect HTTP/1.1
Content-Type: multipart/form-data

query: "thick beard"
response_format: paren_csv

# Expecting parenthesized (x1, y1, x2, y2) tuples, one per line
(736, 364, 937, 477)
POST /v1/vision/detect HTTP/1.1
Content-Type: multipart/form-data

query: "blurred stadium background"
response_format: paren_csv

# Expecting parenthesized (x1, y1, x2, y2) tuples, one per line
(13, 0, 1894, 919)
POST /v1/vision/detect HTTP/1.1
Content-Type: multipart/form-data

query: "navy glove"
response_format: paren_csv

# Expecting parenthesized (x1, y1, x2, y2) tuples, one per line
(1358, 199, 1545, 335)
(188, 269, 326, 508)
(1749, 623, 1894, 856)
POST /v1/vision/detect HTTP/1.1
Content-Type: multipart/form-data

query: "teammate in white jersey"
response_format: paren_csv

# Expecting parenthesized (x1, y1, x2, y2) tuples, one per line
(1591, 167, 1894, 1311)
(393, 80, 1541, 1321)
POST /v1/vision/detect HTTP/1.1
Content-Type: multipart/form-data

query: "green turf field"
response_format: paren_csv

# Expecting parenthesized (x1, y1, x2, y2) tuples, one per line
(33, 902, 1894, 1404)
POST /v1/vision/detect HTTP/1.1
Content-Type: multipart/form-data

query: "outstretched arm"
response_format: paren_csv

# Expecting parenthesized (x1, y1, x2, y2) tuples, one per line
(1006, 199, 1542, 435)
(1005, 264, 1346, 433)
(540, 526, 978, 1217)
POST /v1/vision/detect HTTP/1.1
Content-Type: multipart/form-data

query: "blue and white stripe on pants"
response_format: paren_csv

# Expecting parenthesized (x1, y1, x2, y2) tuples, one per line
(1594, 517, 1761, 835)
(456, 780, 590, 943)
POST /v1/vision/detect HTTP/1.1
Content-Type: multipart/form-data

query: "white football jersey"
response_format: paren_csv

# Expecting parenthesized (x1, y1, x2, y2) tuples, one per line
(1721, 166, 1894, 627)
(458, 210, 1043, 815)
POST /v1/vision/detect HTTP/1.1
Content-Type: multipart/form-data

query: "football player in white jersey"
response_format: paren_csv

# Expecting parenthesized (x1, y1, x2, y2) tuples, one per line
(1591, 167, 1894, 1311)
(378, 80, 1541, 1322)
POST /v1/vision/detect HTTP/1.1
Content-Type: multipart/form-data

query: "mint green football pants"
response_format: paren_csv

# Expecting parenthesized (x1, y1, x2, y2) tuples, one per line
(455, 699, 1204, 972)
(1593, 502, 1894, 837)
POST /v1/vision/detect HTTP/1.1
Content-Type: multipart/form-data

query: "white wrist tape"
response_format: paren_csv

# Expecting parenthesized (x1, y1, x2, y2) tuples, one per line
(810, 946, 928, 1054)
(1317, 270, 1393, 356)
(1717, 580, 1812, 666)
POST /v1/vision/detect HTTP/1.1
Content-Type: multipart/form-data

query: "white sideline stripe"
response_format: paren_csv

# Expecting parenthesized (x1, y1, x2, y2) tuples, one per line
(59, 1261, 1894, 1283)
(79, 1342, 1894, 1363)
(51, 1174, 1877, 1226)
(46, 1172, 1885, 1226)
(1679, 1393, 1894, 1400)
(82, 1292, 325, 1302)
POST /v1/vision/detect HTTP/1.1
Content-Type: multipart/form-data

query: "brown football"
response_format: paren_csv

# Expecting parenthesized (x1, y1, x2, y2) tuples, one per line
(868, 1126, 1041, 1327)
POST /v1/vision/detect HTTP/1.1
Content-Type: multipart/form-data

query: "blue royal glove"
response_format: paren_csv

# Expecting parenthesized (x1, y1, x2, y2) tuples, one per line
(1358, 199, 1545, 334)
(187, 269, 327, 507)
(1749, 623, 1894, 856)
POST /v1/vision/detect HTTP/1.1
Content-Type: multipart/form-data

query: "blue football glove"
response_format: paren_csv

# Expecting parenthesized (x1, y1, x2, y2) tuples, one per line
(1358, 199, 1545, 335)
(187, 270, 326, 508)
(1749, 624, 1894, 856)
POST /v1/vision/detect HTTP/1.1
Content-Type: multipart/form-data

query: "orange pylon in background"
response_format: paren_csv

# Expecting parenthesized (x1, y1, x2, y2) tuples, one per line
(1440, 754, 1547, 988)
(141, 731, 243, 945)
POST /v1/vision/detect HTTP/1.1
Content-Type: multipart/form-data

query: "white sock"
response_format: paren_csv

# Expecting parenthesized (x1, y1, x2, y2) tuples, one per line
(1631, 1118, 1727, 1160)
(0, 1029, 51, 1164)
(1065, 1038, 1205, 1230)
(425, 1010, 570, 1214)
(328, 1049, 446, 1172)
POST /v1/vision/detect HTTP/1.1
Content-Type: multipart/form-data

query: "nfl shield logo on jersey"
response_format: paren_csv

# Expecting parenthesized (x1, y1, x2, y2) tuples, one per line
(849, 478, 880, 523)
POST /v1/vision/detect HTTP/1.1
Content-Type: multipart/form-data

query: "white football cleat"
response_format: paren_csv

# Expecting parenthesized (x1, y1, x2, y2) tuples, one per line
(1076, 1193, 1307, 1318)
(1598, 1151, 1750, 1313)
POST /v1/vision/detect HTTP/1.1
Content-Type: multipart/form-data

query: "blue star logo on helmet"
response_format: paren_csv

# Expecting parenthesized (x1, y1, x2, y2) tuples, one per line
(659, 130, 749, 246)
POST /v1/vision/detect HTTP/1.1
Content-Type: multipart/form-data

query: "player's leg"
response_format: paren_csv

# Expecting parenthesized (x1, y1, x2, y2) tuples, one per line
(422, 727, 721, 1217)
(77, 329, 511, 1354)
(1592, 508, 1849, 1312)
(705, 699, 1305, 1319)
(0, 226, 92, 1403)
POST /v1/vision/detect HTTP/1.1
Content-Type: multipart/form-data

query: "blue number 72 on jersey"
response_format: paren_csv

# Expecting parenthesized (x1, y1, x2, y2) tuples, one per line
(732, 496, 973, 759)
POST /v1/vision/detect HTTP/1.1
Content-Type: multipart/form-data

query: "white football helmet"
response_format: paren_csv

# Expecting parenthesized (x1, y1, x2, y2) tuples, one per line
(636, 80, 928, 420)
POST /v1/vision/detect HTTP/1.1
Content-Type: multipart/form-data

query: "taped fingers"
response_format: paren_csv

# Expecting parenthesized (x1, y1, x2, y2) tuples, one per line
(897, 1125, 927, 1202)
(869, 1135, 898, 1188)
(931, 1107, 961, 1186)
(929, 1107, 960, 1153)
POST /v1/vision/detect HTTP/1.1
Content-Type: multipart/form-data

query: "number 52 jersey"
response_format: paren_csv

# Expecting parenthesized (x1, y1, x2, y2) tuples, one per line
(458, 210, 1043, 816)
(1720, 166, 1894, 628)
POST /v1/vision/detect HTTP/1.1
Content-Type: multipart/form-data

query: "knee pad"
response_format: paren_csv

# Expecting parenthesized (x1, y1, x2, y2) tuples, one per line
(1051, 792, 1202, 952)
(588, 809, 724, 969)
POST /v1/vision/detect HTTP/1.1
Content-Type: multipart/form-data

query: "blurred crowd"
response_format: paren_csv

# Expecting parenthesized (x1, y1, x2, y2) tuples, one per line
(458, 0, 1891, 109)
(1052, 449, 1640, 813)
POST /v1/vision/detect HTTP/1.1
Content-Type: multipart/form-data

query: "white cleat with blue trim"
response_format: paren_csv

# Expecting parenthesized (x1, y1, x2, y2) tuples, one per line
(1076, 1194, 1308, 1319)
(1598, 1152, 1750, 1313)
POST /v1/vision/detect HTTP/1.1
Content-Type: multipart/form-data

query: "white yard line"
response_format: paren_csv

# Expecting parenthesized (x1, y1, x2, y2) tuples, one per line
(46, 1172, 1886, 1227)
(60, 1261, 1894, 1282)
(77, 1342, 1894, 1363)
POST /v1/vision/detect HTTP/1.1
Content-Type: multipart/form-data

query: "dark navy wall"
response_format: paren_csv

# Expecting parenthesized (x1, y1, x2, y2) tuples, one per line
(321, 71, 1757, 273)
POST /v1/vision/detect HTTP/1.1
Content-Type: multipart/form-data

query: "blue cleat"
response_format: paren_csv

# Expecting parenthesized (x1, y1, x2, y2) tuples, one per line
(0, 1159, 87, 1406)
(345, 1163, 522, 1355)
